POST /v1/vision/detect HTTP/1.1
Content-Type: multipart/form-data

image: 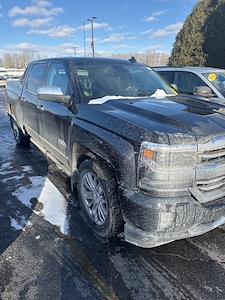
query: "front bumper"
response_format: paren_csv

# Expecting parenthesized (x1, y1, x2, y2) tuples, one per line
(119, 187, 225, 248)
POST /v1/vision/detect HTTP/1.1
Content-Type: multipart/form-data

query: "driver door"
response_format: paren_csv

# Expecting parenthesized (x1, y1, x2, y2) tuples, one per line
(38, 61, 73, 171)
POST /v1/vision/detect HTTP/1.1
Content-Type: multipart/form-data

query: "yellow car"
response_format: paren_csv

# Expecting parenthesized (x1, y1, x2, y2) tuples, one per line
(0, 75, 7, 88)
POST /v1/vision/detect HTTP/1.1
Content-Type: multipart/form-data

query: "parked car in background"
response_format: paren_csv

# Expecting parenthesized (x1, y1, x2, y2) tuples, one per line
(7, 75, 21, 82)
(6, 57, 225, 248)
(155, 67, 225, 100)
(0, 75, 7, 88)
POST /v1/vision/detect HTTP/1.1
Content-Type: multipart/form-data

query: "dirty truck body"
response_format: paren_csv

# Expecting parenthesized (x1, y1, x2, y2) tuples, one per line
(6, 57, 225, 248)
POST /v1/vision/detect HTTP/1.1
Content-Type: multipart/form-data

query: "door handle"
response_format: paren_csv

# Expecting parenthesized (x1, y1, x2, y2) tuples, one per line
(37, 105, 45, 111)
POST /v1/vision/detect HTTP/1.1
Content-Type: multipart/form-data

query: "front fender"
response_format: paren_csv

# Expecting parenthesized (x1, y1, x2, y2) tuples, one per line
(68, 119, 137, 189)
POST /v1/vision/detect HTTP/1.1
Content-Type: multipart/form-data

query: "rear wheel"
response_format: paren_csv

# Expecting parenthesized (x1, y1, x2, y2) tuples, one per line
(77, 159, 123, 240)
(11, 118, 30, 146)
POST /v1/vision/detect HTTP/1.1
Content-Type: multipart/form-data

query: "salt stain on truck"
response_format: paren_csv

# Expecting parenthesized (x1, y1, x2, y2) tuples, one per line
(6, 57, 225, 248)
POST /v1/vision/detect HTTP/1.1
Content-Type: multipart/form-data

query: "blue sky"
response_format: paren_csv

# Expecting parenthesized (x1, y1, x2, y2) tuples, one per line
(0, 0, 198, 57)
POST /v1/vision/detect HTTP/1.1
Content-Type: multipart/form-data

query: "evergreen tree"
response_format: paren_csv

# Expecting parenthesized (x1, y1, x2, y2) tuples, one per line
(169, 0, 224, 67)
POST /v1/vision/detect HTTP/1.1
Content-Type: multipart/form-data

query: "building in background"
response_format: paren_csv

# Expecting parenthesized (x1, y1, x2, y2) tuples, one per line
(0, 67, 25, 77)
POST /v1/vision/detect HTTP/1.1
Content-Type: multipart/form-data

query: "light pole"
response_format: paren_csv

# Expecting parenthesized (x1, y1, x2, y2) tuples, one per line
(83, 21, 87, 57)
(73, 46, 77, 57)
(87, 17, 97, 57)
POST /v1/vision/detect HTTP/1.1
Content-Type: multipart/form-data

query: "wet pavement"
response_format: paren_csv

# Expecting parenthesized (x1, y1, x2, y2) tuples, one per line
(1, 88, 225, 299)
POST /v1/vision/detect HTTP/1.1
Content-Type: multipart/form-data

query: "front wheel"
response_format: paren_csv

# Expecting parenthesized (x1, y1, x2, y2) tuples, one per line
(77, 159, 123, 240)
(11, 118, 30, 146)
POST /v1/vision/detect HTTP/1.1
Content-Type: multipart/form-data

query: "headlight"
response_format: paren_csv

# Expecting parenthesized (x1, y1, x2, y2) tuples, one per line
(138, 141, 197, 195)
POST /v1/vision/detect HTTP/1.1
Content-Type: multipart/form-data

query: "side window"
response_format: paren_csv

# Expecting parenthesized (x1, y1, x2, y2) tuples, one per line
(174, 71, 207, 95)
(26, 63, 47, 93)
(158, 71, 175, 84)
(46, 62, 71, 95)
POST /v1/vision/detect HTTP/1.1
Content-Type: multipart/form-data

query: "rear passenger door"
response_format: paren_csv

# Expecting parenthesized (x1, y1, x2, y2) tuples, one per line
(38, 61, 73, 170)
(21, 62, 47, 141)
(174, 71, 207, 95)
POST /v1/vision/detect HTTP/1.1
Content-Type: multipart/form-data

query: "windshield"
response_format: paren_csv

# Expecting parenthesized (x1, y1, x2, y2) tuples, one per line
(203, 72, 225, 97)
(75, 62, 177, 101)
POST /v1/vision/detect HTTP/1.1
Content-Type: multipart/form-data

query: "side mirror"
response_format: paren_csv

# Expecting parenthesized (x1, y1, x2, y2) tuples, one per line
(193, 86, 214, 98)
(37, 86, 71, 105)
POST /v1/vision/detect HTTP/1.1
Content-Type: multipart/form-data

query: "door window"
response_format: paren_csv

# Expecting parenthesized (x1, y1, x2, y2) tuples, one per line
(46, 62, 71, 96)
(26, 63, 47, 93)
(174, 71, 207, 95)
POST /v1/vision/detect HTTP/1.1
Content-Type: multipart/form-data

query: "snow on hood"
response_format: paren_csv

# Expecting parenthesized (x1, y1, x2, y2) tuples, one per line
(88, 89, 168, 105)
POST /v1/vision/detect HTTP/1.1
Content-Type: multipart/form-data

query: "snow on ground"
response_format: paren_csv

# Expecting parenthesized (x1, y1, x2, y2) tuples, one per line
(1, 161, 70, 235)
(2, 175, 24, 183)
(0, 161, 12, 171)
(12, 176, 70, 235)
(10, 218, 24, 231)
(22, 165, 33, 173)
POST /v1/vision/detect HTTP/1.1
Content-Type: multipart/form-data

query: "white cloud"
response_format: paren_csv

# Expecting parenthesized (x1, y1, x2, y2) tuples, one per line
(101, 33, 137, 43)
(102, 33, 126, 43)
(35, 0, 53, 8)
(152, 22, 183, 38)
(0, 4, 3, 17)
(28, 25, 76, 38)
(111, 44, 138, 50)
(141, 45, 164, 52)
(141, 29, 153, 35)
(11, 42, 40, 53)
(4, 42, 84, 57)
(9, 2, 64, 17)
(79, 22, 112, 32)
(12, 17, 53, 28)
(144, 10, 168, 22)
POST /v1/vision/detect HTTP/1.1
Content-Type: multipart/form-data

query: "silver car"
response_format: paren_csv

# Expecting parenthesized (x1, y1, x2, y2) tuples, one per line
(154, 67, 225, 99)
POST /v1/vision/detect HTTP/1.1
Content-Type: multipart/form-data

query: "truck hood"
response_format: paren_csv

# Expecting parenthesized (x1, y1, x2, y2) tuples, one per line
(78, 96, 225, 145)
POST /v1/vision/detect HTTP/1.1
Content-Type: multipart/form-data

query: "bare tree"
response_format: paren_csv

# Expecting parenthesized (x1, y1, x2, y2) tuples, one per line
(2, 52, 42, 68)
(96, 51, 169, 66)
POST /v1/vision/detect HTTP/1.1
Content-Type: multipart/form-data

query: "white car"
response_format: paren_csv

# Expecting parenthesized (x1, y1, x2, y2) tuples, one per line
(154, 67, 225, 99)
(7, 75, 21, 82)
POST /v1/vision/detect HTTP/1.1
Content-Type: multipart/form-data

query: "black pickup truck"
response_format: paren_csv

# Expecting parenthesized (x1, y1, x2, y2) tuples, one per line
(6, 57, 225, 248)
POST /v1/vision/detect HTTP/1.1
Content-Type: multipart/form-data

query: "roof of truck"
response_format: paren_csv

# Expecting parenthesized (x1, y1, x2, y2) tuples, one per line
(31, 56, 139, 65)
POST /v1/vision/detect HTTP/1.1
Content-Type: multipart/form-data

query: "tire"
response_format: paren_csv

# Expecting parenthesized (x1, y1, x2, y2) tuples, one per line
(11, 117, 30, 146)
(77, 159, 123, 240)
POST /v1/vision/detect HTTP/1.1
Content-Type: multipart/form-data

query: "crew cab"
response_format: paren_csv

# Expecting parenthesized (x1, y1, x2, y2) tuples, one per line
(6, 57, 225, 248)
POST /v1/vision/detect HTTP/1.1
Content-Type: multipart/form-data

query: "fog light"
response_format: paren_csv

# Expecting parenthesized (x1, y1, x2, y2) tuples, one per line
(159, 212, 175, 230)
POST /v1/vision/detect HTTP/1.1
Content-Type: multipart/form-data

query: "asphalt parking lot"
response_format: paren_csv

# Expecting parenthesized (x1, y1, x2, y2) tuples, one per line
(1, 88, 225, 300)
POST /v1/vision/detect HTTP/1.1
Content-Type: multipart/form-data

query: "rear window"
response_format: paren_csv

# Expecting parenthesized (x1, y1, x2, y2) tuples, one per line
(26, 63, 47, 93)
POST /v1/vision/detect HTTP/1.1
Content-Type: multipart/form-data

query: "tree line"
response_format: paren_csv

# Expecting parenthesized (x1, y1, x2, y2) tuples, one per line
(1, 53, 42, 69)
(1, 51, 169, 69)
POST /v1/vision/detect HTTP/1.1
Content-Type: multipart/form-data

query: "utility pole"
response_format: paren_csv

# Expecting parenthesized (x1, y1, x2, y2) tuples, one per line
(87, 17, 97, 57)
(83, 21, 86, 57)
(73, 47, 77, 57)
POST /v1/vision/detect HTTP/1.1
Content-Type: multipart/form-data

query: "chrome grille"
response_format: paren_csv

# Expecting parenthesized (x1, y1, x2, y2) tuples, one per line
(190, 138, 225, 204)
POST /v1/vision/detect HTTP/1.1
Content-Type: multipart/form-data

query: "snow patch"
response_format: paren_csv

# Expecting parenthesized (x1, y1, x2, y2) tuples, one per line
(150, 89, 168, 98)
(22, 165, 33, 173)
(13, 176, 70, 235)
(2, 175, 24, 183)
(10, 218, 24, 231)
(88, 95, 141, 104)
(0, 161, 12, 171)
